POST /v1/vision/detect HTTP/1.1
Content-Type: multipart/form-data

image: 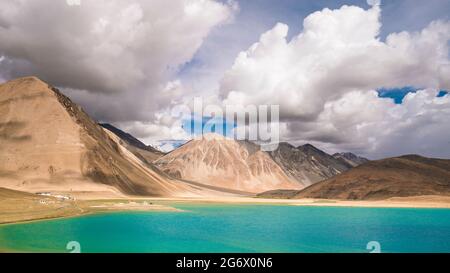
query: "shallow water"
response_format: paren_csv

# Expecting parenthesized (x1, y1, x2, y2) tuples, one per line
(1, 204, 450, 253)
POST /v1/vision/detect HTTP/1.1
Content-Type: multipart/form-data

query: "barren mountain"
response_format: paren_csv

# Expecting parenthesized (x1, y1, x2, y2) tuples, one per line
(269, 142, 352, 186)
(100, 123, 165, 163)
(333, 152, 369, 167)
(154, 134, 302, 193)
(260, 155, 450, 200)
(0, 77, 221, 197)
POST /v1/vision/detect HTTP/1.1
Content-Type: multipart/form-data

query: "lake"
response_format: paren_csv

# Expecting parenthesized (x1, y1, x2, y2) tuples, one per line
(1, 204, 450, 253)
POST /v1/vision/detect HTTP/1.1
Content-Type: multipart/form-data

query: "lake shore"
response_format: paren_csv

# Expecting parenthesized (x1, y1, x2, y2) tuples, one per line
(140, 195, 450, 209)
(2, 193, 450, 226)
(0, 197, 182, 225)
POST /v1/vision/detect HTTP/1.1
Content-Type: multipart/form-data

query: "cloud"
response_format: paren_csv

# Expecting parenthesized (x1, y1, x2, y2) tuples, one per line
(220, 5, 450, 119)
(218, 4, 450, 158)
(0, 0, 235, 122)
(113, 118, 190, 152)
(285, 89, 450, 159)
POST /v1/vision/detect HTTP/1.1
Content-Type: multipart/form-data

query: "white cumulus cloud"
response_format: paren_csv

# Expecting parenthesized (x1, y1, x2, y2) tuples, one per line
(219, 4, 450, 158)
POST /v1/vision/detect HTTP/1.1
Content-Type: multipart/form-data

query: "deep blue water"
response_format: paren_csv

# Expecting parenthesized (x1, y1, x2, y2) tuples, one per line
(1, 204, 450, 253)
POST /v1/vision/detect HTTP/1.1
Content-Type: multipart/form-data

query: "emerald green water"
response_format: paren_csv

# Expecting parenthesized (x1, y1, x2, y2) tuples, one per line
(1, 204, 450, 253)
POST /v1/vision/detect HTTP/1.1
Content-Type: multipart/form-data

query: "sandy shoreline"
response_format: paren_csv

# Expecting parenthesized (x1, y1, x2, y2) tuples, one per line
(128, 195, 450, 208)
(2, 194, 450, 226)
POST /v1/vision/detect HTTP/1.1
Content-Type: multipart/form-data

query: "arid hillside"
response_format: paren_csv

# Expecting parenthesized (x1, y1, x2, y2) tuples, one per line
(259, 155, 450, 200)
(155, 134, 302, 193)
(0, 77, 224, 198)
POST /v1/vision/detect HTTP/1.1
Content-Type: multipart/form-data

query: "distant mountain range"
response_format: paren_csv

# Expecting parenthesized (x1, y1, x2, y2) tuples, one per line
(1, 76, 448, 201)
(269, 143, 366, 186)
(104, 123, 370, 193)
(100, 122, 371, 192)
(109, 124, 370, 193)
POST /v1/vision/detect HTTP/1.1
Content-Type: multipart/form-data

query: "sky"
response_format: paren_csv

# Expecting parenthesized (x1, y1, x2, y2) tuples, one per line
(0, 0, 449, 159)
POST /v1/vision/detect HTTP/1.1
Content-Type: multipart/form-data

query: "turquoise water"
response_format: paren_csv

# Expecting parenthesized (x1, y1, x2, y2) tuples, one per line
(1, 204, 450, 253)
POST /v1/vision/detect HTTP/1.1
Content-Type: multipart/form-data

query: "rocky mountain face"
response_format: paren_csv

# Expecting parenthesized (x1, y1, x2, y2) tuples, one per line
(154, 134, 302, 193)
(269, 142, 352, 186)
(260, 155, 450, 200)
(0, 77, 218, 197)
(100, 123, 165, 163)
(333, 152, 369, 167)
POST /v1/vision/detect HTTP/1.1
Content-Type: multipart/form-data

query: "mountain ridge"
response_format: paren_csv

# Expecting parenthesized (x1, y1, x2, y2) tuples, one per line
(333, 152, 369, 167)
(100, 123, 165, 163)
(259, 155, 450, 200)
(269, 142, 353, 186)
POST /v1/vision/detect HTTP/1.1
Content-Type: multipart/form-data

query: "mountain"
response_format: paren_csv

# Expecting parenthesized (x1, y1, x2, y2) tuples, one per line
(154, 134, 301, 193)
(260, 155, 450, 200)
(268, 142, 352, 186)
(0, 76, 215, 197)
(100, 123, 165, 163)
(333, 152, 369, 167)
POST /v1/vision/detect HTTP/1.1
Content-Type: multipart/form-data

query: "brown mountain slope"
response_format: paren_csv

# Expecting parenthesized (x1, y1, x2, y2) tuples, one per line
(100, 123, 165, 163)
(154, 134, 302, 193)
(0, 76, 218, 197)
(270, 155, 450, 200)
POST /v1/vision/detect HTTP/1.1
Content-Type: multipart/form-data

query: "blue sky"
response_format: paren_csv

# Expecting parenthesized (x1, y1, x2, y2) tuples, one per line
(378, 87, 449, 104)
(182, 115, 236, 136)
(377, 87, 420, 104)
(438, 90, 449, 97)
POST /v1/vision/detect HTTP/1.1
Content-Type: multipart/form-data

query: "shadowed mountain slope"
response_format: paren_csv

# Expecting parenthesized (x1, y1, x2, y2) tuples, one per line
(100, 123, 165, 163)
(269, 142, 353, 186)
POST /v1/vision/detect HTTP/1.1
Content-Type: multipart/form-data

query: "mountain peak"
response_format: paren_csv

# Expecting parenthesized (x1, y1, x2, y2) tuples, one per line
(277, 142, 296, 149)
(269, 142, 351, 186)
(300, 143, 319, 150)
(195, 133, 228, 141)
(155, 135, 301, 193)
(332, 152, 369, 167)
(1, 76, 48, 92)
(8, 75, 43, 83)
(298, 143, 326, 155)
(333, 152, 357, 158)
